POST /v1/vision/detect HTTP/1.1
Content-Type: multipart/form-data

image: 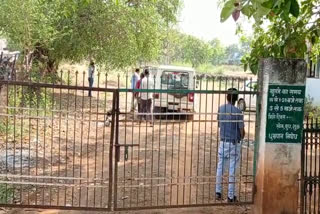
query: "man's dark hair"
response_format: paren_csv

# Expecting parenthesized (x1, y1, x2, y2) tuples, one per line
(135, 68, 140, 73)
(227, 88, 238, 104)
(144, 69, 149, 76)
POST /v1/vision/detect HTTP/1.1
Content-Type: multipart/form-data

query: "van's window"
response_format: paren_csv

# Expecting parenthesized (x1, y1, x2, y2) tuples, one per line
(161, 71, 189, 89)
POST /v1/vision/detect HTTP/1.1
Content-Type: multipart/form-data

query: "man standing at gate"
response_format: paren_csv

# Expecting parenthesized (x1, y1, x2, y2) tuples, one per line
(131, 68, 140, 112)
(140, 69, 154, 126)
(88, 61, 95, 97)
(215, 88, 245, 202)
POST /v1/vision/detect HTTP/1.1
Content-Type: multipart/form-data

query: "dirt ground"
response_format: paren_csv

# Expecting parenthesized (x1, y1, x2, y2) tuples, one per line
(0, 74, 256, 213)
(2, 205, 252, 214)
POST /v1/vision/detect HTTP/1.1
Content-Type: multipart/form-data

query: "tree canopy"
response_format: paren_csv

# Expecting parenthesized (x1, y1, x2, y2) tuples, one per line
(220, 0, 320, 74)
(0, 0, 180, 72)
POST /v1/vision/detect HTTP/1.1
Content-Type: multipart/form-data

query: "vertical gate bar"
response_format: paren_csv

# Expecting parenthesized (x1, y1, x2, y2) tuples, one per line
(57, 70, 63, 206)
(50, 85, 55, 206)
(5, 76, 8, 203)
(208, 77, 215, 203)
(64, 70, 71, 206)
(144, 80, 148, 207)
(315, 118, 320, 213)
(86, 77, 93, 207)
(123, 74, 128, 208)
(12, 75, 17, 202)
(114, 89, 120, 210)
(314, 119, 317, 213)
(245, 78, 250, 201)
(189, 76, 196, 205)
(93, 72, 101, 207)
(300, 126, 305, 214)
(157, 77, 163, 206)
(202, 78, 209, 204)
(164, 75, 169, 206)
(72, 71, 79, 207)
(170, 77, 176, 206)
(196, 78, 203, 204)
(130, 76, 135, 209)
(137, 88, 142, 207)
(42, 85, 47, 205)
(108, 90, 116, 210)
(79, 71, 86, 207)
(214, 77, 222, 203)
(35, 76, 40, 205)
(176, 77, 181, 205)
(309, 118, 313, 213)
(182, 77, 190, 205)
(177, 75, 183, 205)
(101, 73, 108, 208)
(305, 117, 309, 213)
(20, 85, 24, 203)
(151, 76, 156, 206)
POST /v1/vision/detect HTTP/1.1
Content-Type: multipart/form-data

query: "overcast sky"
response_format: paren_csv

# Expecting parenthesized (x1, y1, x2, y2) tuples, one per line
(178, 0, 252, 45)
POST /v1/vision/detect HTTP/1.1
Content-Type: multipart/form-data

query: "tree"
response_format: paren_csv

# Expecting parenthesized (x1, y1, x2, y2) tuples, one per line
(209, 38, 226, 65)
(182, 35, 213, 68)
(220, 0, 320, 74)
(0, 0, 181, 72)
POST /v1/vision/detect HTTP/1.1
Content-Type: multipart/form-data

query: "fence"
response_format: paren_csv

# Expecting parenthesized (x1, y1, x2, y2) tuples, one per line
(0, 70, 257, 211)
(301, 118, 320, 213)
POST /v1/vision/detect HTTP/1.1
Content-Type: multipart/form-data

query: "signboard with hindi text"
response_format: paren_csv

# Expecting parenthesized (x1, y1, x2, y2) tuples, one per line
(266, 85, 306, 143)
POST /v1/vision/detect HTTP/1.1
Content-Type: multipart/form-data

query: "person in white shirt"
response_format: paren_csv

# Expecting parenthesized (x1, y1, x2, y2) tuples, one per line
(140, 69, 154, 125)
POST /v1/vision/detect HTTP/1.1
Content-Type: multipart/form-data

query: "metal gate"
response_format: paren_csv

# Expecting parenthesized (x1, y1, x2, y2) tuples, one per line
(0, 72, 257, 211)
(113, 75, 257, 210)
(301, 118, 320, 213)
(0, 72, 114, 211)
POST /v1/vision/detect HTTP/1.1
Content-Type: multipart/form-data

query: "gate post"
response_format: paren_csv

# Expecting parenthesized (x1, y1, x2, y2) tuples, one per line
(254, 58, 307, 214)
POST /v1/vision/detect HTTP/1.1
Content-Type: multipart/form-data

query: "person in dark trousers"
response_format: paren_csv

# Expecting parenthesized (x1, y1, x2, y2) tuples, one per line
(88, 61, 95, 97)
(215, 88, 245, 202)
(135, 72, 145, 120)
(140, 69, 154, 126)
(131, 68, 140, 112)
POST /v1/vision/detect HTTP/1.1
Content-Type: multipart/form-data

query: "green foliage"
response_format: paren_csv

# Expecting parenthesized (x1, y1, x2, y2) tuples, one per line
(220, 0, 320, 74)
(182, 35, 213, 68)
(0, 184, 14, 204)
(305, 97, 320, 121)
(209, 39, 226, 65)
(7, 71, 54, 116)
(0, 0, 181, 71)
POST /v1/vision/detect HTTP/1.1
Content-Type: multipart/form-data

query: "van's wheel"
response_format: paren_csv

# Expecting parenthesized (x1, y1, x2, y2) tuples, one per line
(153, 107, 161, 119)
(238, 99, 246, 112)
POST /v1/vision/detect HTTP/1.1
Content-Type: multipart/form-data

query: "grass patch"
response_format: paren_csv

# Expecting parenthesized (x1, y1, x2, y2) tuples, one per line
(0, 184, 14, 204)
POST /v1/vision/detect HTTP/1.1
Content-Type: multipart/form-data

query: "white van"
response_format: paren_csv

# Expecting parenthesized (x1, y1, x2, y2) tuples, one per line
(143, 65, 197, 119)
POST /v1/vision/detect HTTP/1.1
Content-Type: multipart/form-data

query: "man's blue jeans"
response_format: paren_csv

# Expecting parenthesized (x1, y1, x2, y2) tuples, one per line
(88, 77, 94, 97)
(215, 140, 241, 199)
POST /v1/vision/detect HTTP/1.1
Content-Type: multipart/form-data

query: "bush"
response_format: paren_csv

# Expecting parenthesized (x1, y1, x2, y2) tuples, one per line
(305, 96, 320, 121)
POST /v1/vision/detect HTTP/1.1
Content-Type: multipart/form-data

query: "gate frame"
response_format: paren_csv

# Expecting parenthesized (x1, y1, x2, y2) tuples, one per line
(113, 87, 258, 211)
(0, 80, 117, 211)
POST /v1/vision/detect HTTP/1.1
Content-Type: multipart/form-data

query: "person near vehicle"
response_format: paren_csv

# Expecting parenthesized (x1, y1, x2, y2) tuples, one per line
(135, 73, 145, 120)
(140, 69, 154, 125)
(131, 68, 140, 112)
(215, 88, 245, 202)
(88, 61, 95, 97)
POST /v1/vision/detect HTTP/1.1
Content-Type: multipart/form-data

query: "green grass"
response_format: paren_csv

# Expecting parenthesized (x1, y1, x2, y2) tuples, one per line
(0, 184, 14, 204)
(171, 62, 244, 75)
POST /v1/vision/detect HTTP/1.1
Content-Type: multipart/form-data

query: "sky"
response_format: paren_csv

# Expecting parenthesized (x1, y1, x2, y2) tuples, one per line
(178, 0, 252, 45)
